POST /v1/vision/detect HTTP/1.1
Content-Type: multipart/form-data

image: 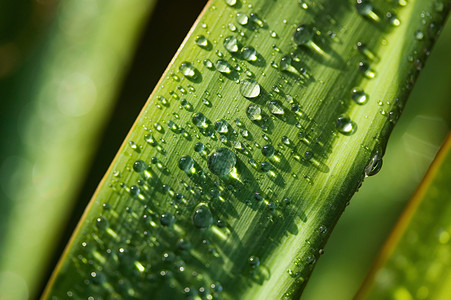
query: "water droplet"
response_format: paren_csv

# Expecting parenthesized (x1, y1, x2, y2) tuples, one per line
(179, 62, 198, 79)
(246, 104, 262, 121)
(359, 61, 376, 78)
(207, 148, 237, 177)
(204, 59, 214, 69)
(268, 101, 285, 115)
(356, 42, 377, 61)
(270, 30, 278, 38)
(351, 88, 368, 104)
(192, 203, 213, 229)
(202, 98, 211, 106)
(178, 155, 195, 173)
(224, 36, 240, 53)
(304, 151, 314, 161)
(293, 24, 326, 55)
(262, 144, 275, 157)
(215, 59, 232, 74)
(386, 12, 401, 26)
(133, 160, 147, 173)
(194, 142, 205, 153)
(241, 46, 258, 61)
(336, 115, 357, 135)
(144, 134, 157, 146)
(160, 212, 175, 226)
(280, 55, 299, 75)
(236, 12, 249, 25)
(260, 161, 272, 173)
(215, 119, 229, 133)
(195, 35, 209, 48)
(240, 79, 261, 98)
(192, 112, 208, 128)
(224, 0, 237, 6)
(355, 0, 380, 22)
(281, 136, 292, 145)
(248, 256, 260, 268)
(250, 13, 264, 27)
(414, 30, 424, 40)
(240, 128, 249, 137)
(365, 151, 383, 176)
(96, 217, 109, 230)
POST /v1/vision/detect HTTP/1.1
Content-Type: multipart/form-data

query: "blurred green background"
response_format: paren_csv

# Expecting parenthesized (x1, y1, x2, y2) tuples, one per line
(0, 0, 449, 299)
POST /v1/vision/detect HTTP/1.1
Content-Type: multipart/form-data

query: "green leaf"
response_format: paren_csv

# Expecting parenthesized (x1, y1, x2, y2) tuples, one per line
(42, 0, 450, 299)
(356, 132, 451, 300)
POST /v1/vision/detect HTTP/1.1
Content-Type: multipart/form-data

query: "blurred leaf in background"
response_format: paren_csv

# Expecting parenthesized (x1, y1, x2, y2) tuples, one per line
(0, 0, 160, 298)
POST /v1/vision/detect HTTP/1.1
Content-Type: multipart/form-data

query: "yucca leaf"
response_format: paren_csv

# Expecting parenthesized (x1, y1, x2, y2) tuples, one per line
(0, 0, 156, 298)
(356, 132, 451, 299)
(43, 0, 450, 299)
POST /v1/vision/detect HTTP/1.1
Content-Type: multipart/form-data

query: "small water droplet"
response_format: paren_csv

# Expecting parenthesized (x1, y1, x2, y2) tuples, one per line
(351, 88, 368, 104)
(240, 79, 261, 98)
(248, 256, 260, 268)
(194, 142, 205, 153)
(208, 148, 237, 177)
(365, 150, 383, 177)
(250, 13, 264, 27)
(355, 0, 380, 22)
(260, 161, 272, 173)
(246, 104, 262, 121)
(414, 30, 424, 40)
(192, 203, 213, 229)
(281, 136, 292, 145)
(359, 61, 376, 78)
(386, 12, 401, 26)
(160, 212, 175, 226)
(336, 115, 357, 135)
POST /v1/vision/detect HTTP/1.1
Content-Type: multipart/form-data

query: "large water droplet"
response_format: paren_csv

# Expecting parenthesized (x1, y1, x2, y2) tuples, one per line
(215, 119, 229, 133)
(178, 155, 195, 173)
(240, 79, 261, 98)
(262, 144, 275, 157)
(241, 46, 258, 61)
(207, 148, 237, 177)
(236, 12, 249, 25)
(215, 59, 232, 74)
(195, 35, 209, 48)
(225, 0, 237, 6)
(133, 160, 148, 173)
(192, 112, 208, 128)
(192, 203, 214, 229)
(246, 104, 262, 121)
(224, 36, 240, 53)
(248, 256, 260, 268)
(336, 115, 357, 135)
(179, 62, 198, 79)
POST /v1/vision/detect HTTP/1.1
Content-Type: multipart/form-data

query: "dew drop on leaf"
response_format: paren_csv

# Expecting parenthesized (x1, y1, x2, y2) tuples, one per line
(240, 79, 261, 98)
(207, 148, 237, 177)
